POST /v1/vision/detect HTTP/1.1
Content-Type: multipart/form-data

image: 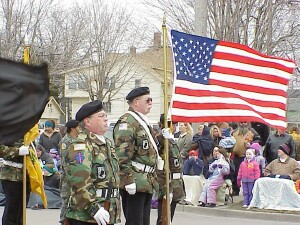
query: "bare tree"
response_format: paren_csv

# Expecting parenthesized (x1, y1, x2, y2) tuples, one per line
(142, 0, 195, 33)
(66, 0, 149, 106)
(29, 4, 91, 98)
(0, 0, 54, 60)
(143, 0, 299, 85)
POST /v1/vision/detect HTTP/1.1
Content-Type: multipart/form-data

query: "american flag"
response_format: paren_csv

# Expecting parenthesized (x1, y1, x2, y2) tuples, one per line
(170, 30, 296, 130)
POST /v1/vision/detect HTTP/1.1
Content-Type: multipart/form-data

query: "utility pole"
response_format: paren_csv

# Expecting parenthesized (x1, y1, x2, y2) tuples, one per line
(266, 0, 273, 55)
(193, 0, 208, 130)
(194, 0, 208, 36)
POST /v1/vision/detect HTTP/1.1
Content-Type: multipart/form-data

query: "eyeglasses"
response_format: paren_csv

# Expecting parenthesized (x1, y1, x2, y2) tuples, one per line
(145, 97, 152, 103)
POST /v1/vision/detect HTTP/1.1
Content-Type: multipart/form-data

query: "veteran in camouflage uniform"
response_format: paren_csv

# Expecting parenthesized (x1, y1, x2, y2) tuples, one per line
(59, 119, 80, 224)
(0, 141, 30, 225)
(156, 114, 185, 225)
(64, 100, 120, 225)
(113, 87, 162, 225)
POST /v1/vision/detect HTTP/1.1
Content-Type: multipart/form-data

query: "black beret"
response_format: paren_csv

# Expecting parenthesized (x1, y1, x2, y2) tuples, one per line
(65, 119, 79, 128)
(126, 86, 150, 101)
(75, 100, 103, 121)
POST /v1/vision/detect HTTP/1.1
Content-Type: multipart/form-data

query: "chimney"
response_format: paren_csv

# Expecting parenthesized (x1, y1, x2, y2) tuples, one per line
(130, 46, 136, 55)
(153, 32, 161, 49)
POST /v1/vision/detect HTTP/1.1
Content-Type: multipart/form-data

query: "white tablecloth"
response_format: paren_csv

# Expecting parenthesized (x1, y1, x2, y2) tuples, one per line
(249, 177, 300, 211)
(182, 175, 229, 206)
(182, 175, 206, 205)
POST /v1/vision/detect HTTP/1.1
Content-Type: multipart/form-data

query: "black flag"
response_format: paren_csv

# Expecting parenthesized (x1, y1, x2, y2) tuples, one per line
(0, 58, 49, 145)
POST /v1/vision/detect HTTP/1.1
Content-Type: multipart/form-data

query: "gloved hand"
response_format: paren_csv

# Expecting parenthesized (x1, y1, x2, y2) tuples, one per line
(19, 145, 29, 156)
(164, 192, 173, 204)
(218, 164, 223, 169)
(93, 207, 110, 225)
(212, 164, 217, 169)
(279, 175, 291, 180)
(125, 183, 136, 195)
(162, 128, 174, 139)
(267, 174, 276, 178)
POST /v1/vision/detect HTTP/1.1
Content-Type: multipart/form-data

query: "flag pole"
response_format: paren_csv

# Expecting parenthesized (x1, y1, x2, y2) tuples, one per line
(23, 34, 30, 225)
(162, 15, 171, 225)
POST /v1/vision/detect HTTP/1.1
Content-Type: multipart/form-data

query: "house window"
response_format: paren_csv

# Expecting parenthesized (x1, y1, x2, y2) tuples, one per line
(103, 102, 111, 113)
(68, 76, 87, 90)
(68, 77, 77, 89)
(47, 103, 52, 108)
(104, 76, 116, 90)
(135, 79, 141, 88)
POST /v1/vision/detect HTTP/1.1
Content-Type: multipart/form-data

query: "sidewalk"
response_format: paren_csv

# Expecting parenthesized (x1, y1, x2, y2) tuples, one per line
(176, 194, 300, 223)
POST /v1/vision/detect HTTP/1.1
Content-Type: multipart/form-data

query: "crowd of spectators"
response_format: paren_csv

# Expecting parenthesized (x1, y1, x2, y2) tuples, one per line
(174, 121, 300, 209)
(3, 119, 300, 212)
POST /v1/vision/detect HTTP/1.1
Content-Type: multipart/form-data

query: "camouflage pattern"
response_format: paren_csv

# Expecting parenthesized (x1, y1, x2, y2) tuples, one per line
(113, 108, 159, 193)
(0, 140, 25, 181)
(156, 134, 185, 201)
(64, 129, 121, 224)
(59, 133, 75, 222)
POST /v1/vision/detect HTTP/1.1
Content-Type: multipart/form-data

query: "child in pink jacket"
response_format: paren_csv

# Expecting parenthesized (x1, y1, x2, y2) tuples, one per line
(237, 148, 260, 207)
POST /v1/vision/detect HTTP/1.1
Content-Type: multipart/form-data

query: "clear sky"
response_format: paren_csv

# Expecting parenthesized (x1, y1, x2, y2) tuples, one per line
(59, 0, 162, 30)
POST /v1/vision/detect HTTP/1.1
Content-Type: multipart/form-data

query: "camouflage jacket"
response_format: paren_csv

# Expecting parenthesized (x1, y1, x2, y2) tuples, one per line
(59, 134, 75, 200)
(0, 140, 26, 182)
(64, 129, 121, 224)
(113, 109, 159, 193)
(156, 134, 185, 201)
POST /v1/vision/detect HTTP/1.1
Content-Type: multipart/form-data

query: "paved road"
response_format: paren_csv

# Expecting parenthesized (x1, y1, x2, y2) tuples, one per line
(0, 207, 298, 225)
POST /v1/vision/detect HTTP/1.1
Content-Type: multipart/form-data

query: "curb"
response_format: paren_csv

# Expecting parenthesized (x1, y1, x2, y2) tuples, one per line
(176, 204, 300, 223)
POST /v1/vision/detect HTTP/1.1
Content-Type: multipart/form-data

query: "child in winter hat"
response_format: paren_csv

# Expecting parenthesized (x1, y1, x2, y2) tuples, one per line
(237, 148, 260, 208)
(249, 142, 265, 176)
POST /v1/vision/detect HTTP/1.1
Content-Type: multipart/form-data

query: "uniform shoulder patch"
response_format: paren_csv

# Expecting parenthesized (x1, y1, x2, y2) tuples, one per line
(75, 152, 85, 163)
(119, 123, 128, 131)
(73, 143, 86, 151)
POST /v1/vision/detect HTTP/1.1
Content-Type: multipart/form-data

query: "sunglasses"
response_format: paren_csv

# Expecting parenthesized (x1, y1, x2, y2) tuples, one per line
(145, 97, 153, 103)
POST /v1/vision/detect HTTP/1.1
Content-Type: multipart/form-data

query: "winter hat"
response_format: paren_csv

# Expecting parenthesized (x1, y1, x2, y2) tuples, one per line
(49, 148, 58, 154)
(44, 120, 54, 128)
(219, 136, 236, 149)
(250, 142, 261, 155)
(279, 143, 291, 155)
(189, 150, 198, 157)
(246, 148, 255, 159)
(221, 128, 231, 137)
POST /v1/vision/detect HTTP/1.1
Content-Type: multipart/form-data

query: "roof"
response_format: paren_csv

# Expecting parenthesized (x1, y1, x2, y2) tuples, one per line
(48, 96, 65, 115)
(134, 46, 174, 83)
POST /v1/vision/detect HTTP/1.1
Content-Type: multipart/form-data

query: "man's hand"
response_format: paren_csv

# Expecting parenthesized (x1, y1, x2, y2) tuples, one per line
(93, 207, 110, 225)
(19, 145, 29, 156)
(125, 183, 136, 195)
(162, 128, 174, 139)
(164, 192, 173, 204)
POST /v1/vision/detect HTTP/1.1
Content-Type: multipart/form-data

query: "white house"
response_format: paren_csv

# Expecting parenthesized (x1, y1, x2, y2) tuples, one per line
(63, 33, 173, 124)
(40, 96, 65, 124)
